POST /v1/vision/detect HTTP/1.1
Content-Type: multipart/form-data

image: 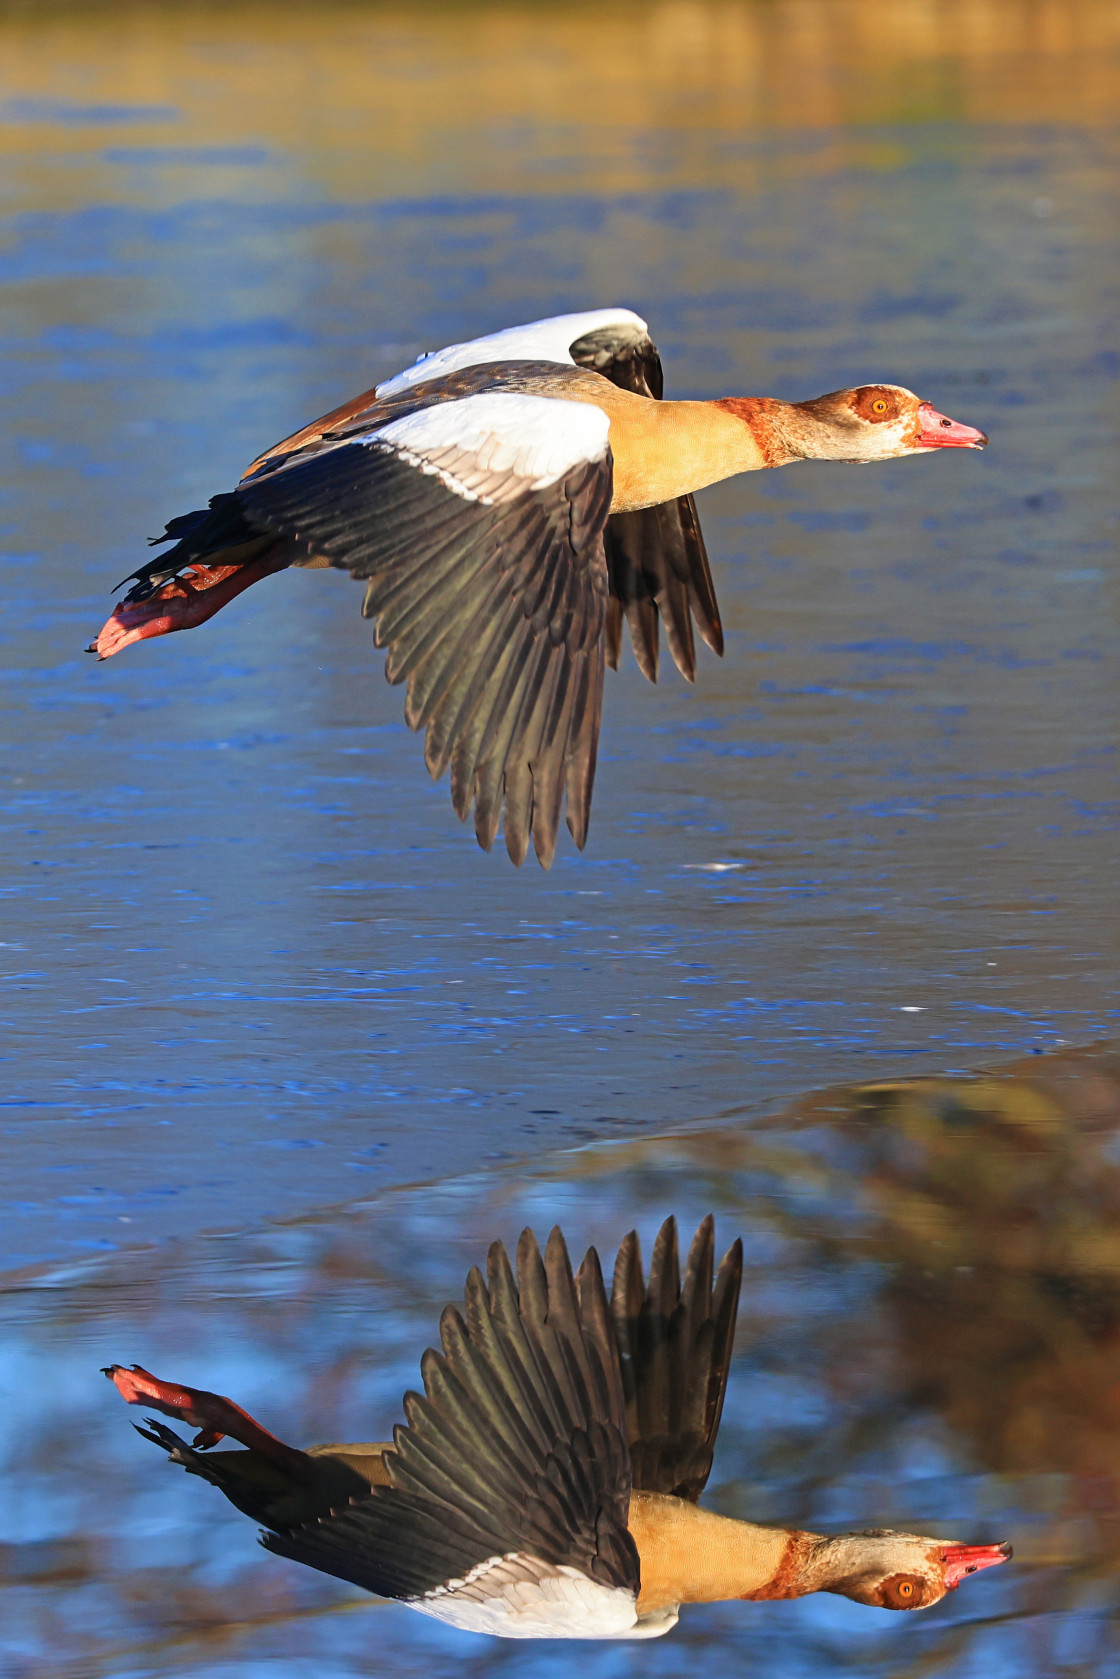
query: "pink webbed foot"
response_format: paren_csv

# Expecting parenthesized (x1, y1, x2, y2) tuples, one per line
(88, 548, 291, 660)
(103, 1363, 311, 1474)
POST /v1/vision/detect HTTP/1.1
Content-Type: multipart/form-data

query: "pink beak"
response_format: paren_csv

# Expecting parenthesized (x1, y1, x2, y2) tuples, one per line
(941, 1541, 1013, 1589)
(917, 402, 988, 450)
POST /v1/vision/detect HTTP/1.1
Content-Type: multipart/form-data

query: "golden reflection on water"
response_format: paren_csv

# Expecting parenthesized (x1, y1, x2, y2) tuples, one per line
(5, 1044, 1120, 1675)
(2, 0, 1120, 214)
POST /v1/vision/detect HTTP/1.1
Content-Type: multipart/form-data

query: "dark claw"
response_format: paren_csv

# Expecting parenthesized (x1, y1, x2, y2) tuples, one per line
(134, 1417, 189, 1454)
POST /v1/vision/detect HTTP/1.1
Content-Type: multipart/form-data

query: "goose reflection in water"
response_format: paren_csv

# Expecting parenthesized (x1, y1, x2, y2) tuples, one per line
(7, 1048, 1119, 1675)
(105, 1216, 1008, 1640)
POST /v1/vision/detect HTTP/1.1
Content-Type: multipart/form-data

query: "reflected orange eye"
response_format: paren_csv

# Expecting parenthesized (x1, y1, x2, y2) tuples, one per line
(872, 399, 888, 414)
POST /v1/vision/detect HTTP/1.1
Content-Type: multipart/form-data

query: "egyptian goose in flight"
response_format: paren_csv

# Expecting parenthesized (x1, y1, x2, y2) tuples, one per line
(105, 1216, 1009, 1639)
(90, 310, 987, 866)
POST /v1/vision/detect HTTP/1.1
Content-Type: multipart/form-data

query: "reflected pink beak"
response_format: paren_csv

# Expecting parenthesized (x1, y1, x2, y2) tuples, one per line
(917, 402, 988, 450)
(942, 1541, 1013, 1589)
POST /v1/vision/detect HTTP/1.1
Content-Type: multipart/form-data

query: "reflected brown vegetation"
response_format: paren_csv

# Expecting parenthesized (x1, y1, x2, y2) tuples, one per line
(5, 1044, 1120, 1675)
(570, 1045, 1120, 1646)
(844, 1058, 1120, 1634)
(838, 1055, 1120, 1516)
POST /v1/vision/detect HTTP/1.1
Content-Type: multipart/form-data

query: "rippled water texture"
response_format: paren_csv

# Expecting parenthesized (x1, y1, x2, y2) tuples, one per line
(0, 1, 1118, 1671)
(1, 0, 1117, 1264)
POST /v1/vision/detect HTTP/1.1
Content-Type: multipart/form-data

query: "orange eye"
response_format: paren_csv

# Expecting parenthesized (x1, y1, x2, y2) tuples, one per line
(898, 1581, 914, 1598)
(872, 399, 888, 414)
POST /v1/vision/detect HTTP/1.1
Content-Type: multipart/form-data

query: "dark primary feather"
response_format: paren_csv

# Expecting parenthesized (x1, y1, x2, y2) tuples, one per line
(120, 493, 268, 600)
(121, 363, 614, 869)
(263, 1228, 640, 1603)
(568, 324, 724, 683)
(568, 323, 666, 401)
(610, 1215, 742, 1502)
(235, 439, 611, 868)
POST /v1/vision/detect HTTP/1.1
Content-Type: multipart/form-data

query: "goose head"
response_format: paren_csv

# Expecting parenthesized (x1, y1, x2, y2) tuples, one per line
(810, 1527, 1012, 1610)
(786, 384, 987, 463)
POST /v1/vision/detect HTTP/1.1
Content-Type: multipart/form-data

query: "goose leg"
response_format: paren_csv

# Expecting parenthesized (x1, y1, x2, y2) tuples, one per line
(103, 1363, 311, 1476)
(89, 546, 291, 660)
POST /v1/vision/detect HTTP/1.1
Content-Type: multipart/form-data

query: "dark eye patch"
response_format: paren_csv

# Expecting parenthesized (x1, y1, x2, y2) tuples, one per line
(880, 1572, 927, 1609)
(858, 388, 898, 422)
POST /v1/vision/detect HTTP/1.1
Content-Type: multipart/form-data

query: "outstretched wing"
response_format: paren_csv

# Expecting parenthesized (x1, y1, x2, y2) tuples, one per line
(610, 1215, 742, 1502)
(264, 1228, 641, 1637)
(569, 323, 723, 683)
(136, 390, 613, 869)
(240, 393, 611, 868)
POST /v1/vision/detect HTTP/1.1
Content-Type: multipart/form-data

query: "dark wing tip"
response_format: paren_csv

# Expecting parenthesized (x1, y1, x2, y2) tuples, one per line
(568, 323, 661, 400)
(611, 1214, 741, 1501)
(601, 494, 721, 688)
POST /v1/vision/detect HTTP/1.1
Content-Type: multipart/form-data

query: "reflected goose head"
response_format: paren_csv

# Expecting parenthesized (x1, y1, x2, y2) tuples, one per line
(789, 384, 988, 462)
(810, 1527, 1012, 1610)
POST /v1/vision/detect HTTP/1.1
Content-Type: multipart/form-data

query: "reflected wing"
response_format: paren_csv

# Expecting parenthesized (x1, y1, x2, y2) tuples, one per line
(264, 1228, 641, 1631)
(235, 391, 612, 868)
(569, 323, 723, 682)
(610, 1216, 742, 1502)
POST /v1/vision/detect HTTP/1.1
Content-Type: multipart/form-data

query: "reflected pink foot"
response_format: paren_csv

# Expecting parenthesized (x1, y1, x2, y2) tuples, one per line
(103, 1362, 310, 1473)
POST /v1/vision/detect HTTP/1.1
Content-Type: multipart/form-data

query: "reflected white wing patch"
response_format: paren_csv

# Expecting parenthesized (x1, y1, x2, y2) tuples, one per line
(363, 392, 611, 503)
(377, 307, 648, 397)
(408, 1552, 673, 1640)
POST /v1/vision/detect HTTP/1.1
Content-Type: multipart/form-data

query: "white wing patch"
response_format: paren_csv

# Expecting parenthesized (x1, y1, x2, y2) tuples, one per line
(407, 1552, 675, 1641)
(377, 308, 648, 397)
(363, 392, 611, 503)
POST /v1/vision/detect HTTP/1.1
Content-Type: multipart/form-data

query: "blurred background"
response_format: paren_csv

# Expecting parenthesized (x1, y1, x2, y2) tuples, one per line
(1, 1, 1118, 1673)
